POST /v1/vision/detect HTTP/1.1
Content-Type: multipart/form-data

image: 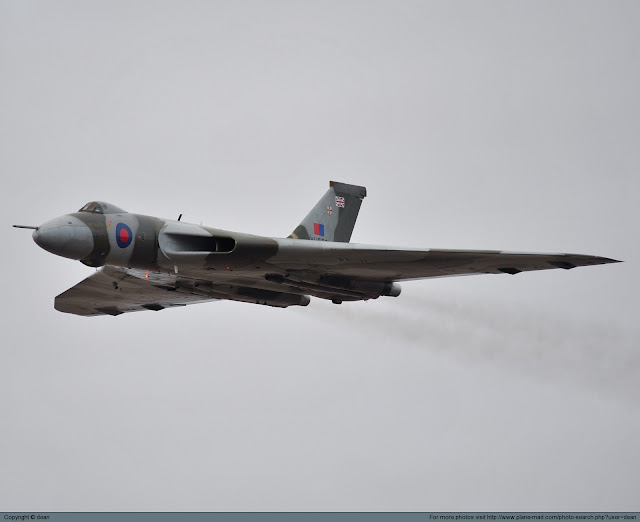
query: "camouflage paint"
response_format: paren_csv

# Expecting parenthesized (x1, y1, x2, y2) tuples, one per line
(128, 215, 161, 269)
(71, 211, 111, 267)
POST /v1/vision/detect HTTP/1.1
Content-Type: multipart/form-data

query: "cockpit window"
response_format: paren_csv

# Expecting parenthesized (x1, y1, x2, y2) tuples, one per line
(79, 202, 103, 213)
(78, 201, 126, 214)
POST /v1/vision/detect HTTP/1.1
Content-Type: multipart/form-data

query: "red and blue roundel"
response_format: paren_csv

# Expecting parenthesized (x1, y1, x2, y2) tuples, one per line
(115, 223, 133, 248)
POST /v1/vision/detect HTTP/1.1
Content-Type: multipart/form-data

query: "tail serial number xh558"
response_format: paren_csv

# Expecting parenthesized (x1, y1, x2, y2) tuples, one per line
(14, 181, 619, 317)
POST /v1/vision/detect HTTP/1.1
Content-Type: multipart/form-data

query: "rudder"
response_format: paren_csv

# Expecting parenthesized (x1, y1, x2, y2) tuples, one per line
(289, 181, 367, 242)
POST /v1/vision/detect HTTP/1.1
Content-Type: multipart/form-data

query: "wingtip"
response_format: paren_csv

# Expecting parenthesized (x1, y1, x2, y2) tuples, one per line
(564, 254, 623, 267)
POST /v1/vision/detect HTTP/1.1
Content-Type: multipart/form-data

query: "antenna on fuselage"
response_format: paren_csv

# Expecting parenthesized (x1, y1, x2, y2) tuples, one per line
(177, 214, 182, 221)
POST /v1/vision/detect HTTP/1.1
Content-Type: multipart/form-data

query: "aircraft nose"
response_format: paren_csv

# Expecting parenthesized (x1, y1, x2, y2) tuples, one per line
(33, 215, 94, 260)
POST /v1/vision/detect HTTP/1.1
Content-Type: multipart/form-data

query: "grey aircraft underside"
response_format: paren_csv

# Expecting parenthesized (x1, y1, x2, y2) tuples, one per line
(14, 181, 619, 316)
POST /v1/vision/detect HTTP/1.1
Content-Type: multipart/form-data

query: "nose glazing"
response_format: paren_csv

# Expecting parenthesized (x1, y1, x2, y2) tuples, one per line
(33, 215, 94, 260)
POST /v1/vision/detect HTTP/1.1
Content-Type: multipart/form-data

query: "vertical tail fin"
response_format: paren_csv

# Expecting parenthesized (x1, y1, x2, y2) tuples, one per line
(289, 181, 367, 242)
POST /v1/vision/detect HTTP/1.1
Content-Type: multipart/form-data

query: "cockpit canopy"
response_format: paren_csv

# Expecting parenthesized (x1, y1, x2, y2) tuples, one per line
(78, 201, 126, 214)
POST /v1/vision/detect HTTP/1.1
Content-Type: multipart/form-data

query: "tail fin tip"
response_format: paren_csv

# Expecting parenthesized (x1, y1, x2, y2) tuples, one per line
(330, 181, 367, 199)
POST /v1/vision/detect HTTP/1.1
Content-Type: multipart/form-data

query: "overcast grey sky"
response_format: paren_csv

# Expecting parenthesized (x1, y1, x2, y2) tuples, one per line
(1, 0, 639, 512)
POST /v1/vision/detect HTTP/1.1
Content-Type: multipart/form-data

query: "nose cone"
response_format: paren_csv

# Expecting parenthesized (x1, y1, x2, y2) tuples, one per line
(33, 215, 94, 260)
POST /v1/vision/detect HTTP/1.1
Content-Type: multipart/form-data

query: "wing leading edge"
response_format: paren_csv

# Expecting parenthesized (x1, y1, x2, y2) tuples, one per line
(271, 240, 620, 281)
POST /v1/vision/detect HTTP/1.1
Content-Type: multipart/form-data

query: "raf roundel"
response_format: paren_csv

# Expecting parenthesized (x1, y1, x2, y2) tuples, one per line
(115, 223, 133, 248)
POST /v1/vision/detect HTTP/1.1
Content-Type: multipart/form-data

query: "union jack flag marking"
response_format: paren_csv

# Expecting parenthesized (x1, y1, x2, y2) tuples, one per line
(335, 196, 345, 208)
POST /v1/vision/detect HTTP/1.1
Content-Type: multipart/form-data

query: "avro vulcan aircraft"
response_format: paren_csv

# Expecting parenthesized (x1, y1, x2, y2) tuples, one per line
(14, 181, 619, 316)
